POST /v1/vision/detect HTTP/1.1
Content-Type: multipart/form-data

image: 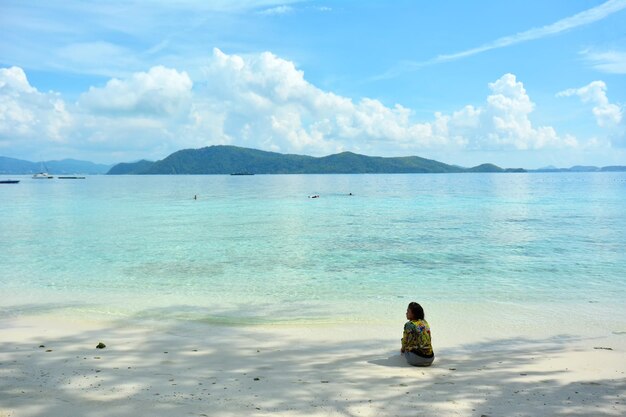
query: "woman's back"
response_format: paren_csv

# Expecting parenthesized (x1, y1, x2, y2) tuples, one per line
(403, 319, 433, 357)
(401, 302, 435, 366)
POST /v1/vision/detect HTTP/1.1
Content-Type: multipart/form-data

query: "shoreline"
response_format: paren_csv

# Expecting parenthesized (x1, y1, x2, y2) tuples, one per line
(1, 315, 624, 417)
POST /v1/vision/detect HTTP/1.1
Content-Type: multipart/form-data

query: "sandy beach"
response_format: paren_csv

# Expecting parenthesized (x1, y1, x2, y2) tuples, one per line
(1, 314, 624, 417)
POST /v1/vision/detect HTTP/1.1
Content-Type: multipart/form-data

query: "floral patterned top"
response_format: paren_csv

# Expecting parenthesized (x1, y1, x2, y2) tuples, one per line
(402, 319, 433, 357)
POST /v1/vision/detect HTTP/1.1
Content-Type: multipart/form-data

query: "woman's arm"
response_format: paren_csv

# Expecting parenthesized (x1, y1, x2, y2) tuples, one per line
(401, 323, 409, 353)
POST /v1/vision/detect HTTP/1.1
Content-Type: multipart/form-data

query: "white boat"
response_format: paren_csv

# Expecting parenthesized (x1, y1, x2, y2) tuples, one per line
(33, 172, 54, 179)
(33, 162, 54, 179)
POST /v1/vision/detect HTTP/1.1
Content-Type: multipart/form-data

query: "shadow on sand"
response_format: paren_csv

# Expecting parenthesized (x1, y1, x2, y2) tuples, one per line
(1, 305, 624, 417)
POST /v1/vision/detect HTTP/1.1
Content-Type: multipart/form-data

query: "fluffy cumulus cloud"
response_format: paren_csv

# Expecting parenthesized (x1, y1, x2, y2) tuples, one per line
(0, 64, 194, 160)
(79, 66, 193, 116)
(0, 67, 72, 148)
(196, 48, 467, 155)
(477, 74, 577, 150)
(71, 66, 197, 160)
(0, 51, 587, 162)
(557, 80, 623, 128)
(195, 51, 576, 154)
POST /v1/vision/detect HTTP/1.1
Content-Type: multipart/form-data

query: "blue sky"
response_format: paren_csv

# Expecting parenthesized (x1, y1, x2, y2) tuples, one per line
(1, 0, 625, 168)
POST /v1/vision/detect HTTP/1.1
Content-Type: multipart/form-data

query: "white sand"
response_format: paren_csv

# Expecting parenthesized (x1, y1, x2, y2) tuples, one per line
(1, 314, 625, 417)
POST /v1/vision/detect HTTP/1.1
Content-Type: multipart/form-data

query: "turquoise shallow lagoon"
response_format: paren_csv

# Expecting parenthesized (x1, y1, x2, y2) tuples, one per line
(1, 173, 625, 331)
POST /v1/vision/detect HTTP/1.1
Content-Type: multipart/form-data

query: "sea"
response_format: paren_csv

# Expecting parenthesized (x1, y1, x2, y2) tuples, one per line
(1, 173, 625, 336)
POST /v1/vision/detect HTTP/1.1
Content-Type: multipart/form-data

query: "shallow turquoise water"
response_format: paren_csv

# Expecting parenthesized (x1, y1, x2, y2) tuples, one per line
(1, 173, 625, 326)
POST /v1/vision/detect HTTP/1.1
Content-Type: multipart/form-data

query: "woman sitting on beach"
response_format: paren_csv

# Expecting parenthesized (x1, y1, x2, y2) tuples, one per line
(401, 302, 434, 366)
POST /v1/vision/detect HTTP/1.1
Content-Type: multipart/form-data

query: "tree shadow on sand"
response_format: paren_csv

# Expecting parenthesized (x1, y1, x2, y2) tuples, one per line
(1, 304, 624, 417)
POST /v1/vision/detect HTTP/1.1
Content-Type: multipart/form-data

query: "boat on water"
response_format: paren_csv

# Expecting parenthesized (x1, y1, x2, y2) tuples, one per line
(0, 179, 20, 184)
(32, 172, 54, 179)
(32, 161, 54, 179)
(230, 172, 254, 176)
(58, 176, 86, 179)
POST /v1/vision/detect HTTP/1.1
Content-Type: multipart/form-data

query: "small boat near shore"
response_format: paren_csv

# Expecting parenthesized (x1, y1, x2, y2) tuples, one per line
(230, 172, 254, 176)
(0, 179, 20, 184)
(58, 176, 86, 179)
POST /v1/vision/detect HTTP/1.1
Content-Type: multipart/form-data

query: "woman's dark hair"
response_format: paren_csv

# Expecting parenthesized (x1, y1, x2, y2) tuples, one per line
(408, 302, 425, 320)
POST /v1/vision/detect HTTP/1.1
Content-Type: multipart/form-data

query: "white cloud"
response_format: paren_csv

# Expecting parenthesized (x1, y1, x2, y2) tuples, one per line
(72, 66, 199, 160)
(0, 66, 36, 93)
(259, 5, 294, 15)
(79, 66, 193, 116)
(377, 0, 626, 79)
(198, 51, 575, 154)
(580, 49, 626, 74)
(0, 55, 581, 162)
(1, 0, 306, 79)
(201, 48, 461, 154)
(259, 3, 331, 15)
(477, 73, 577, 150)
(0, 66, 72, 145)
(557, 80, 623, 127)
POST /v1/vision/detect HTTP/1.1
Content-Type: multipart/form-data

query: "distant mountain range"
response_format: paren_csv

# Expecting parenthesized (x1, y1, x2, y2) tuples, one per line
(107, 146, 626, 175)
(107, 145, 528, 175)
(0, 156, 112, 175)
(534, 165, 626, 172)
(2, 147, 624, 175)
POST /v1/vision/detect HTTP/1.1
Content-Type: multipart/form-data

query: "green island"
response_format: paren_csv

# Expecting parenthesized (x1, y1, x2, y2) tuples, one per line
(107, 145, 527, 175)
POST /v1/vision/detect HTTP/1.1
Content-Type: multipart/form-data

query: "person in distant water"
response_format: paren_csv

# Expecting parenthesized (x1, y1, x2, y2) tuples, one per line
(194, 195, 197, 200)
(401, 302, 434, 366)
